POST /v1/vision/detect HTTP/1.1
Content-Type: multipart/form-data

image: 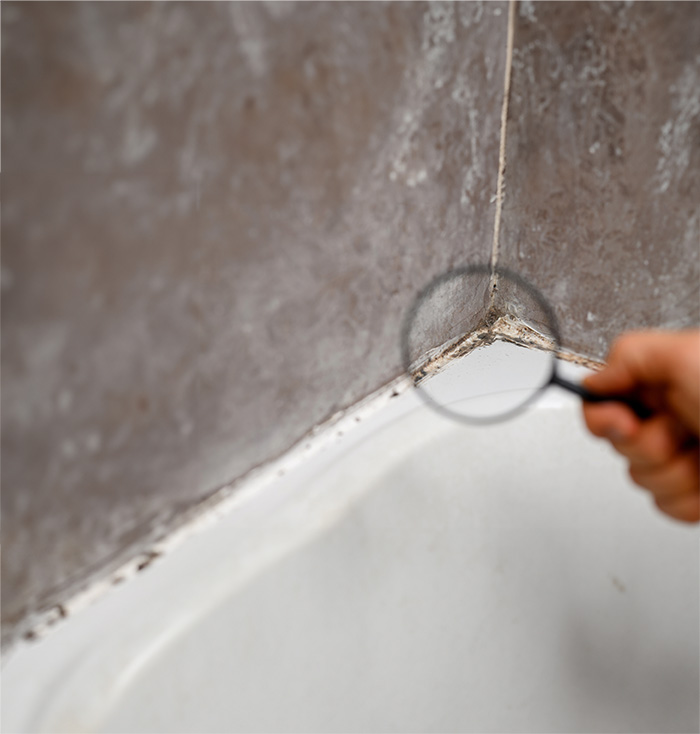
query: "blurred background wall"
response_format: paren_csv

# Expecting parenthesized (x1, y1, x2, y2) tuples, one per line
(2, 1, 698, 647)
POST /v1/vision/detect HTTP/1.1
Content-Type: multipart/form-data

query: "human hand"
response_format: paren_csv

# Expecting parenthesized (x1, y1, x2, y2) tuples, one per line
(582, 330, 700, 523)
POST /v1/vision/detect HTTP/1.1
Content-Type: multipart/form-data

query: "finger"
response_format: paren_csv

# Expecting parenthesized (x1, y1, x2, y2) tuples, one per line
(654, 492, 700, 524)
(583, 331, 689, 395)
(610, 414, 692, 469)
(628, 448, 700, 502)
(582, 401, 640, 443)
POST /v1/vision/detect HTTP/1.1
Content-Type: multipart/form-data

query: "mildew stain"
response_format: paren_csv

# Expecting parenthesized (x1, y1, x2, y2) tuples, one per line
(408, 304, 603, 388)
(410, 327, 495, 386)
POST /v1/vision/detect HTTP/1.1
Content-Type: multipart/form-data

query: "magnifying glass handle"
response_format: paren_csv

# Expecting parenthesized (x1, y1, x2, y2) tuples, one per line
(550, 373, 653, 420)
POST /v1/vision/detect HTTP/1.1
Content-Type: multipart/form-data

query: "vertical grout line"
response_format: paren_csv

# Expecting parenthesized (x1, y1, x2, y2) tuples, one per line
(488, 0, 516, 308)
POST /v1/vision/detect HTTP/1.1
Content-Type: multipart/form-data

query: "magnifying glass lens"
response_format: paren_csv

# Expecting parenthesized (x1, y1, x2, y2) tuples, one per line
(402, 266, 559, 424)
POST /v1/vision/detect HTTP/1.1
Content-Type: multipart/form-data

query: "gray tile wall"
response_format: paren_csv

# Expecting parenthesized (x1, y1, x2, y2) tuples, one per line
(2, 1, 507, 644)
(3, 1, 699, 648)
(499, 1, 700, 359)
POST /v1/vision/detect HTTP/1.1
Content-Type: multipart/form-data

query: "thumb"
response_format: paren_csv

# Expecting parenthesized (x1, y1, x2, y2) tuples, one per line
(584, 331, 686, 395)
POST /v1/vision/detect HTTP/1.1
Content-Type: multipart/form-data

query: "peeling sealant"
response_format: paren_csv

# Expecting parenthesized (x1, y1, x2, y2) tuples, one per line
(10, 299, 603, 653)
(9, 366, 415, 651)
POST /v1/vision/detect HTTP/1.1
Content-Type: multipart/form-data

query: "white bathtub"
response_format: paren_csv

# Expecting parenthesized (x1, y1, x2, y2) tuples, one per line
(3, 342, 698, 733)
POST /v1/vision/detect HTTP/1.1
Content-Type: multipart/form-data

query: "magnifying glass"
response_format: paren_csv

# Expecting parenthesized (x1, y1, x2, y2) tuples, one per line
(400, 264, 652, 425)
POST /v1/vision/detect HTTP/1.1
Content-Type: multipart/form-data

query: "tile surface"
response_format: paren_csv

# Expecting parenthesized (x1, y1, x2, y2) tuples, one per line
(1, 1, 507, 643)
(6, 0, 699, 649)
(498, 1, 700, 358)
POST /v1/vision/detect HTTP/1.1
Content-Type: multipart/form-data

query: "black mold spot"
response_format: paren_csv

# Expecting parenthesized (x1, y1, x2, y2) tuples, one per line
(136, 550, 161, 572)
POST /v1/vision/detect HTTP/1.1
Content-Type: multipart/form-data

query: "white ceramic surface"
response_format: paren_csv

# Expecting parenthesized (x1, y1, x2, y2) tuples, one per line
(3, 342, 698, 733)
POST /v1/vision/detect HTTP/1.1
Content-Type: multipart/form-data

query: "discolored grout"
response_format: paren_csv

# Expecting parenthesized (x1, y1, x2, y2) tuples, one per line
(408, 311, 604, 386)
(488, 0, 517, 309)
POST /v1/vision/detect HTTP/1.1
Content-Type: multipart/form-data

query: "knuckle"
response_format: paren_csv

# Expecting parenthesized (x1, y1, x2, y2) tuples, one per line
(587, 421, 608, 439)
(675, 342, 700, 381)
(608, 333, 635, 362)
(636, 419, 679, 466)
(645, 437, 675, 466)
(581, 409, 606, 437)
(606, 340, 623, 364)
